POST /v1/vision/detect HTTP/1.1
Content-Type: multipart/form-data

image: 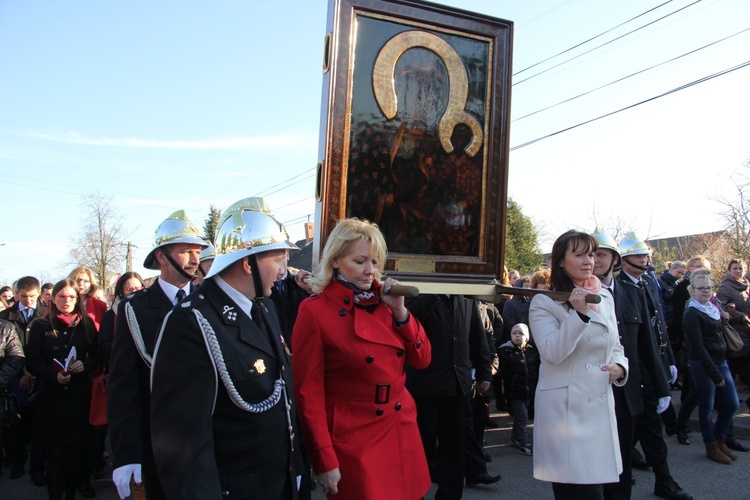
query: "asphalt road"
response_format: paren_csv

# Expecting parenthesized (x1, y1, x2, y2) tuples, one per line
(2, 388, 749, 499)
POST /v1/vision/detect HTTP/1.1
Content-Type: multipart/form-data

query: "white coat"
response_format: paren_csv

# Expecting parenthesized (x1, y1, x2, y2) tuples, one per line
(529, 291, 628, 484)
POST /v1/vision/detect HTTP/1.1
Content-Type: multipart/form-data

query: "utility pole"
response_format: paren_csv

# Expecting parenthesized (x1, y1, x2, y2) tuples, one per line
(126, 242, 133, 272)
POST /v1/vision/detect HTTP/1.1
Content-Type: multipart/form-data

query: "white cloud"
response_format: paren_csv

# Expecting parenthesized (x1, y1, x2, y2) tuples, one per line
(21, 131, 314, 150)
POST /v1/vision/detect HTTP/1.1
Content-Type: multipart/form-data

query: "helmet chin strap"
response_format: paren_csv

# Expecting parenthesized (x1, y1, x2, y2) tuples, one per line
(623, 256, 649, 272)
(248, 254, 264, 299)
(162, 248, 197, 282)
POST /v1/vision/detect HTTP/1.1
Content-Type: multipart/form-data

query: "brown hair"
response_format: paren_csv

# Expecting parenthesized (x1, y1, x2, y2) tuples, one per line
(549, 230, 598, 293)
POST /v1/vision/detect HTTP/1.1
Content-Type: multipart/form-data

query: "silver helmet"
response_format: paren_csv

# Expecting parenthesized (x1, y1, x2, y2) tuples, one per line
(591, 227, 622, 271)
(143, 210, 207, 270)
(619, 231, 651, 258)
(205, 197, 298, 279)
(199, 240, 216, 263)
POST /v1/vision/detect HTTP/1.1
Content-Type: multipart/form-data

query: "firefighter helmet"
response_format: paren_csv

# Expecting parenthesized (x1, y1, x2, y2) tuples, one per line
(143, 210, 207, 270)
(205, 197, 298, 279)
(619, 231, 651, 258)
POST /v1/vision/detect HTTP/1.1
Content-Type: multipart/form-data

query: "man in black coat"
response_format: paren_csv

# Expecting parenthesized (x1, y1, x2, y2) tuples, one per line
(592, 230, 672, 500)
(615, 233, 691, 500)
(108, 210, 206, 500)
(150, 199, 303, 499)
(405, 294, 500, 500)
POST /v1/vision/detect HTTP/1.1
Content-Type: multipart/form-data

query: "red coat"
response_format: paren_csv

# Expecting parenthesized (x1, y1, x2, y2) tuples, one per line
(84, 295, 108, 332)
(292, 280, 432, 499)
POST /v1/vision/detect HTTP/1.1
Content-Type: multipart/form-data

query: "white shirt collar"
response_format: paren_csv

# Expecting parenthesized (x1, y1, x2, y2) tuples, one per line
(157, 278, 191, 306)
(213, 275, 254, 320)
(622, 271, 641, 285)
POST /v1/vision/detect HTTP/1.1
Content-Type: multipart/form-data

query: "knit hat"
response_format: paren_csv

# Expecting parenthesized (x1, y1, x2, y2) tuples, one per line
(511, 323, 530, 341)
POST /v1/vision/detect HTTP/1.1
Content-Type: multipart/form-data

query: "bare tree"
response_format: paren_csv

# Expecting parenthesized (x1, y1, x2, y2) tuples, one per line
(69, 192, 127, 286)
(715, 160, 750, 261)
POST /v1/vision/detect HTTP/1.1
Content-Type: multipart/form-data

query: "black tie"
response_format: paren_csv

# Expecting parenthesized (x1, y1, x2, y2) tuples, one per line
(176, 289, 186, 303)
(250, 302, 268, 335)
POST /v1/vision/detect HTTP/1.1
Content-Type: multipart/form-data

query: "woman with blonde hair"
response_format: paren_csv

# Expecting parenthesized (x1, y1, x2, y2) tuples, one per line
(292, 218, 432, 499)
(67, 267, 108, 331)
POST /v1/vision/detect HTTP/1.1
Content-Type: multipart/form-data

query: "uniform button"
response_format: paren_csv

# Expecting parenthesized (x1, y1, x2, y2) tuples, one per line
(416, 341, 422, 348)
(602, 333, 609, 339)
(339, 309, 347, 316)
(396, 349, 405, 357)
(222, 491, 229, 497)
(376, 408, 384, 416)
(586, 363, 592, 370)
(343, 297, 350, 304)
(366, 356, 374, 363)
(601, 394, 607, 400)
(248, 369, 255, 374)
(395, 403, 402, 411)
(198, 294, 205, 299)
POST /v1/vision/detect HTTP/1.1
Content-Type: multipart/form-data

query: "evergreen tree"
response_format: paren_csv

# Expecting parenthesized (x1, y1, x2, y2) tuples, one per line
(504, 198, 542, 274)
(203, 204, 222, 244)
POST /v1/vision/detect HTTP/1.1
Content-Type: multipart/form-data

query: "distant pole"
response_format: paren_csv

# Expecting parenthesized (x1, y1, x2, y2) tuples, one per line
(126, 242, 133, 272)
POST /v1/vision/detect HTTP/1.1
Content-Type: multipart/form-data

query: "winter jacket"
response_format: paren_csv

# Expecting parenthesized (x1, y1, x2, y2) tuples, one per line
(497, 341, 539, 401)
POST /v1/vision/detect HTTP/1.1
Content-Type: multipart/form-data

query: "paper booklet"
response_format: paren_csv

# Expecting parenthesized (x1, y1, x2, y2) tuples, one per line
(53, 346, 77, 374)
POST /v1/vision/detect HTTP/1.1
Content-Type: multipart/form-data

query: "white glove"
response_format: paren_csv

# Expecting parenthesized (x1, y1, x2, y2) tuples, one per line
(656, 396, 671, 414)
(113, 463, 142, 499)
(669, 365, 678, 385)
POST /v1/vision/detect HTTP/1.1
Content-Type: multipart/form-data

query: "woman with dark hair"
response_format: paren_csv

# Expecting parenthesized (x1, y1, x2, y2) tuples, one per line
(25, 279, 101, 500)
(529, 230, 628, 499)
(97, 272, 145, 361)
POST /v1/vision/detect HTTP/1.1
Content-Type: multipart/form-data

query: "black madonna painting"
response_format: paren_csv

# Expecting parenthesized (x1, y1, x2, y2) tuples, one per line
(315, 0, 513, 283)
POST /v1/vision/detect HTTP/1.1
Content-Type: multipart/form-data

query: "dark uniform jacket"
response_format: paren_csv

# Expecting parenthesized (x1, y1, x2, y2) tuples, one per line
(657, 270, 679, 325)
(269, 271, 310, 344)
(642, 273, 677, 369)
(0, 302, 46, 345)
(150, 278, 302, 500)
(405, 295, 491, 396)
(108, 279, 183, 473)
(612, 274, 671, 416)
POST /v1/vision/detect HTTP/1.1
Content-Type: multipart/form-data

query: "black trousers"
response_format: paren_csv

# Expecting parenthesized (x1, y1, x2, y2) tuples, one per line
(603, 387, 634, 500)
(413, 392, 468, 500)
(633, 392, 672, 485)
(45, 446, 85, 500)
(552, 482, 604, 500)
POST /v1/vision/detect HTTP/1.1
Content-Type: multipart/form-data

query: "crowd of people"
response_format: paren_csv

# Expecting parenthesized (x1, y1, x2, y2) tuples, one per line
(1, 208, 750, 500)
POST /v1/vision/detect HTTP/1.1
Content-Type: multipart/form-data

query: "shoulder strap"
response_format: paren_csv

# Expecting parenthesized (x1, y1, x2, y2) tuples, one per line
(125, 301, 153, 369)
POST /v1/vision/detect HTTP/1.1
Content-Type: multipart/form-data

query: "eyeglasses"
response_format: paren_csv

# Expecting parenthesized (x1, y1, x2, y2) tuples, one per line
(55, 295, 78, 301)
(694, 286, 713, 292)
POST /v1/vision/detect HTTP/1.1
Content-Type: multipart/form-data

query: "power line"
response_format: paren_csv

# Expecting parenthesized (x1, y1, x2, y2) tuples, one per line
(512, 26, 750, 122)
(513, 0, 702, 86)
(514, 0, 675, 76)
(509, 59, 750, 151)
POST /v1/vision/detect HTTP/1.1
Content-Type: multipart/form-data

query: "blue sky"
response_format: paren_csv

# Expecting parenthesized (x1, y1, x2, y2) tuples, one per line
(1, 0, 749, 285)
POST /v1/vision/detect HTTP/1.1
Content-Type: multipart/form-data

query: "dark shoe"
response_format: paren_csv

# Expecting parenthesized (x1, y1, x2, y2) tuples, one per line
(631, 449, 651, 471)
(665, 425, 677, 437)
(654, 480, 693, 499)
(9, 464, 24, 480)
(466, 472, 502, 487)
(78, 481, 96, 498)
(31, 472, 47, 486)
(676, 430, 690, 445)
(485, 418, 499, 428)
(725, 437, 750, 452)
(518, 444, 533, 456)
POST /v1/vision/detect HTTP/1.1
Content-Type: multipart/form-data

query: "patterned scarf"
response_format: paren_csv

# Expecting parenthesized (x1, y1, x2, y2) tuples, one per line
(687, 298, 721, 320)
(335, 274, 380, 312)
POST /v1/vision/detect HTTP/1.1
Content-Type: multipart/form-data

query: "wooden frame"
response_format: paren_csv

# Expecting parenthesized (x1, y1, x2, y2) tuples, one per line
(314, 0, 513, 284)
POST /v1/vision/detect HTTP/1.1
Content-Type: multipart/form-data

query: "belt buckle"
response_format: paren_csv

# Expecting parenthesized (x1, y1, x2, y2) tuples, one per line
(375, 384, 391, 404)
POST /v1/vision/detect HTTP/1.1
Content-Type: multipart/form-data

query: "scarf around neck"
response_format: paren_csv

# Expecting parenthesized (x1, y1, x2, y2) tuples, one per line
(56, 312, 81, 328)
(687, 297, 721, 320)
(335, 274, 380, 311)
